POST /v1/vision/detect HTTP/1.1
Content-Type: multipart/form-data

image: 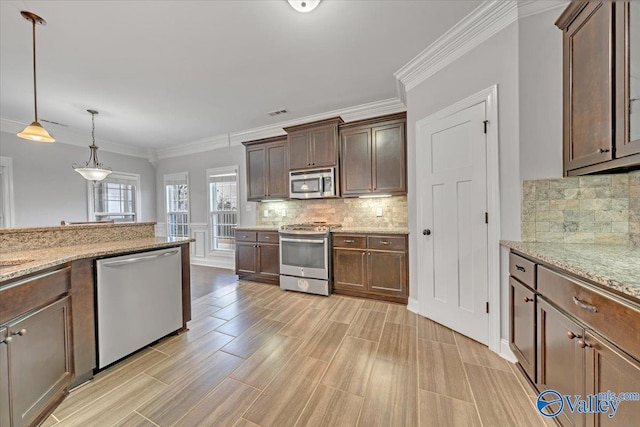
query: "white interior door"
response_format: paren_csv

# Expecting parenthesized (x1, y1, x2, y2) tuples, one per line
(417, 102, 489, 344)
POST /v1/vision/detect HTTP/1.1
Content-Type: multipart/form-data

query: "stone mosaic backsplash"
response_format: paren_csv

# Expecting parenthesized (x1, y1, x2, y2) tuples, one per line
(256, 196, 408, 229)
(522, 171, 640, 245)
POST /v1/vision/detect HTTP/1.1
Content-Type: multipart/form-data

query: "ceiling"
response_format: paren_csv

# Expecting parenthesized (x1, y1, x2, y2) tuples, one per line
(0, 0, 481, 152)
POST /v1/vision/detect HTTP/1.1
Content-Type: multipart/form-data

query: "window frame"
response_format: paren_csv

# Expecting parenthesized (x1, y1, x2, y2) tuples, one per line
(164, 172, 190, 238)
(0, 156, 16, 228)
(206, 165, 240, 253)
(87, 171, 141, 223)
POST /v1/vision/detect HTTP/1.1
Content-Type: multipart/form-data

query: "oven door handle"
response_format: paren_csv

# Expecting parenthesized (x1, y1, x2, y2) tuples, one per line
(280, 237, 326, 244)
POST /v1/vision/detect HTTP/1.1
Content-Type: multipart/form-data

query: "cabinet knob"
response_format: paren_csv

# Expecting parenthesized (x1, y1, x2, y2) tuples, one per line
(577, 339, 591, 349)
(523, 296, 533, 303)
(0, 336, 12, 344)
(597, 148, 610, 154)
(567, 331, 581, 340)
(12, 329, 27, 337)
(422, 229, 431, 236)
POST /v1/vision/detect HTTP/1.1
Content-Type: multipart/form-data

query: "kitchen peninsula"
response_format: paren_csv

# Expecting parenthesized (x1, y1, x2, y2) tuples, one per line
(0, 222, 191, 427)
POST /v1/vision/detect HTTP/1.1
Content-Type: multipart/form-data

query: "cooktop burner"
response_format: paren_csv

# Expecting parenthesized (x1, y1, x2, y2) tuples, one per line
(280, 222, 342, 232)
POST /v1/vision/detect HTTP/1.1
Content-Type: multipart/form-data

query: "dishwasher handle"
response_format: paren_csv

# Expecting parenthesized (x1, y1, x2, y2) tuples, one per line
(101, 250, 180, 267)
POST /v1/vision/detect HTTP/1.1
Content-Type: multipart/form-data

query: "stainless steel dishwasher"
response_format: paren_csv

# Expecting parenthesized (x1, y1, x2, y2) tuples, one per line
(96, 247, 183, 368)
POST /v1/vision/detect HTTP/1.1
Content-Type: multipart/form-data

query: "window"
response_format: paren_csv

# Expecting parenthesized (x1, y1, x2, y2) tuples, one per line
(165, 172, 189, 238)
(88, 172, 140, 223)
(208, 166, 239, 251)
(0, 156, 15, 228)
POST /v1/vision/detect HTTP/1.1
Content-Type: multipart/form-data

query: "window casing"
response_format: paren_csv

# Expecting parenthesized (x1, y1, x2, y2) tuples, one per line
(88, 172, 141, 223)
(207, 166, 239, 251)
(165, 172, 189, 238)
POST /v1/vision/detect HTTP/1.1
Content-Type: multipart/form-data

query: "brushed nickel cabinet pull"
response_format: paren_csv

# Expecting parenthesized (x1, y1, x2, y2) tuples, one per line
(380, 241, 390, 245)
(516, 265, 526, 272)
(344, 239, 355, 243)
(573, 296, 597, 313)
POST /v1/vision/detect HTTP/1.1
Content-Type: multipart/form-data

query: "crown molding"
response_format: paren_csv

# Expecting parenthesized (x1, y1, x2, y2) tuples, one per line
(394, 1, 519, 96)
(159, 97, 406, 160)
(517, 1, 568, 19)
(0, 117, 153, 159)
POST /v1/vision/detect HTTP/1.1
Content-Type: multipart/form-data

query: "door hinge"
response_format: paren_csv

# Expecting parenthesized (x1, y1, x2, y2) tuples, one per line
(483, 120, 489, 134)
(485, 212, 489, 224)
(486, 302, 490, 313)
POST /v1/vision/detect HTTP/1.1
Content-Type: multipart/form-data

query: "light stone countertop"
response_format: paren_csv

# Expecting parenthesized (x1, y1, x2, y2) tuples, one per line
(234, 226, 280, 232)
(0, 222, 157, 234)
(501, 240, 640, 303)
(0, 237, 192, 283)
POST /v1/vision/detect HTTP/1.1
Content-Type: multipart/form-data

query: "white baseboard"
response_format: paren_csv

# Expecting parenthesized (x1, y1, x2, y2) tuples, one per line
(190, 257, 234, 270)
(407, 297, 419, 313)
(499, 338, 517, 363)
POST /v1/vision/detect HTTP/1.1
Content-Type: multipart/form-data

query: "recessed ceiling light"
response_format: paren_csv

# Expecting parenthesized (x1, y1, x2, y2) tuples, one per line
(287, 0, 321, 13)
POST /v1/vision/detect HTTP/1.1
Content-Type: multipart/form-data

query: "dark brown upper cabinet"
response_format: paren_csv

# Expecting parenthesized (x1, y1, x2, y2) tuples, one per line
(284, 117, 343, 171)
(339, 113, 407, 197)
(243, 135, 289, 201)
(556, 1, 640, 175)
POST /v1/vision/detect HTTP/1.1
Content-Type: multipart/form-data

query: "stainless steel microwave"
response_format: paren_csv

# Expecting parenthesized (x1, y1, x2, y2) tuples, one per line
(289, 168, 336, 199)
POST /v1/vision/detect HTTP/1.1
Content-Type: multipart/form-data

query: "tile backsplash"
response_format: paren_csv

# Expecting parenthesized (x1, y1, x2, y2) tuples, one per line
(256, 196, 408, 228)
(522, 171, 640, 245)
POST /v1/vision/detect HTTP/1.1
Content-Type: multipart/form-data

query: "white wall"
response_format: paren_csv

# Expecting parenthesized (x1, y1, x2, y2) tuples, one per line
(518, 8, 563, 180)
(0, 130, 156, 227)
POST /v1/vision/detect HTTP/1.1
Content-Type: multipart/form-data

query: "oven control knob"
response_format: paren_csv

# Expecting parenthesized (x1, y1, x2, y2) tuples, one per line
(297, 279, 309, 291)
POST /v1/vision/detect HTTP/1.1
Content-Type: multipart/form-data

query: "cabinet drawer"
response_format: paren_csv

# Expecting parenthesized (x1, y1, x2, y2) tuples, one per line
(538, 266, 640, 359)
(257, 232, 278, 244)
(0, 266, 71, 324)
(235, 231, 257, 242)
(509, 252, 536, 288)
(368, 235, 406, 251)
(333, 235, 366, 249)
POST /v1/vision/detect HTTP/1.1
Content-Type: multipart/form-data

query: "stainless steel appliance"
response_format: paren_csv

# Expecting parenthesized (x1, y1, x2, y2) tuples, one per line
(289, 168, 336, 199)
(279, 222, 341, 296)
(95, 247, 183, 368)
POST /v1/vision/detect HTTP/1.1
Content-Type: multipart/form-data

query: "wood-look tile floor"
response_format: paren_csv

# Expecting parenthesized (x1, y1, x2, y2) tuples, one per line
(44, 270, 549, 427)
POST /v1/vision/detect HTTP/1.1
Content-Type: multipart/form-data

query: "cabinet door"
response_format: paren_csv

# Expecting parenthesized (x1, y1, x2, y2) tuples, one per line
(9, 296, 72, 427)
(246, 146, 266, 200)
(564, 2, 614, 172)
(615, 2, 640, 158)
(372, 122, 406, 194)
(340, 127, 372, 196)
(266, 142, 289, 198)
(333, 248, 367, 291)
(236, 243, 257, 274)
(367, 250, 406, 297)
(509, 278, 536, 382)
(311, 125, 338, 167)
(289, 131, 311, 170)
(537, 298, 585, 426)
(258, 244, 280, 277)
(0, 328, 9, 427)
(584, 331, 640, 427)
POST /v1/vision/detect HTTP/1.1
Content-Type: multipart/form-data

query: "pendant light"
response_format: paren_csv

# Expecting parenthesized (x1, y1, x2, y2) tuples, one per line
(287, 0, 321, 13)
(73, 110, 112, 182)
(17, 11, 55, 143)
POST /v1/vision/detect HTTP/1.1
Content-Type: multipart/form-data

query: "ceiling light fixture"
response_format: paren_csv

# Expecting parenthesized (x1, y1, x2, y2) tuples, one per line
(17, 11, 55, 143)
(287, 0, 321, 13)
(73, 110, 112, 182)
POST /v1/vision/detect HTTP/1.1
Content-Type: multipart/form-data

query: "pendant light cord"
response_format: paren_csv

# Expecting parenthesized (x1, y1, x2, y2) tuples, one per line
(31, 19, 38, 122)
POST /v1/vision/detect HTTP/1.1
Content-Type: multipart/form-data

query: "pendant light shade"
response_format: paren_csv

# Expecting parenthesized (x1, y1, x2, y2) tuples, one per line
(287, 0, 321, 13)
(18, 11, 55, 143)
(73, 110, 112, 182)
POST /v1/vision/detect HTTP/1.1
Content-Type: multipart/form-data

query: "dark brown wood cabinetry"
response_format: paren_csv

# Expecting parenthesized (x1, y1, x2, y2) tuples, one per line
(339, 113, 407, 196)
(556, 1, 640, 175)
(333, 233, 408, 303)
(235, 230, 280, 285)
(509, 277, 536, 381)
(0, 267, 73, 427)
(284, 117, 343, 171)
(244, 136, 289, 201)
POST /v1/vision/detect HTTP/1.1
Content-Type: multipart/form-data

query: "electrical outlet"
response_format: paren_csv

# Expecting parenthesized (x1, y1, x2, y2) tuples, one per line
(281, 209, 287, 217)
(263, 209, 270, 217)
(376, 207, 383, 217)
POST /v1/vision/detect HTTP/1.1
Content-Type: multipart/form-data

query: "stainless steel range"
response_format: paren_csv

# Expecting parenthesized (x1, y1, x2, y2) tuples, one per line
(279, 222, 341, 296)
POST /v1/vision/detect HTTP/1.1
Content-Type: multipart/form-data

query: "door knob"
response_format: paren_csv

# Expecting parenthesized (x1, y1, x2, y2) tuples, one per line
(422, 229, 431, 236)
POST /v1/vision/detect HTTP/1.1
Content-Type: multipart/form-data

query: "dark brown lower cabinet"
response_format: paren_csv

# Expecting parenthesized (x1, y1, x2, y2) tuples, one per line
(1, 296, 73, 427)
(235, 230, 280, 285)
(0, 327, 9, 427)
(537, 297, 585, 427)
(332, 233, 408, 303)
(509, 277, 536, 381)
(585, 331, 640, 427)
